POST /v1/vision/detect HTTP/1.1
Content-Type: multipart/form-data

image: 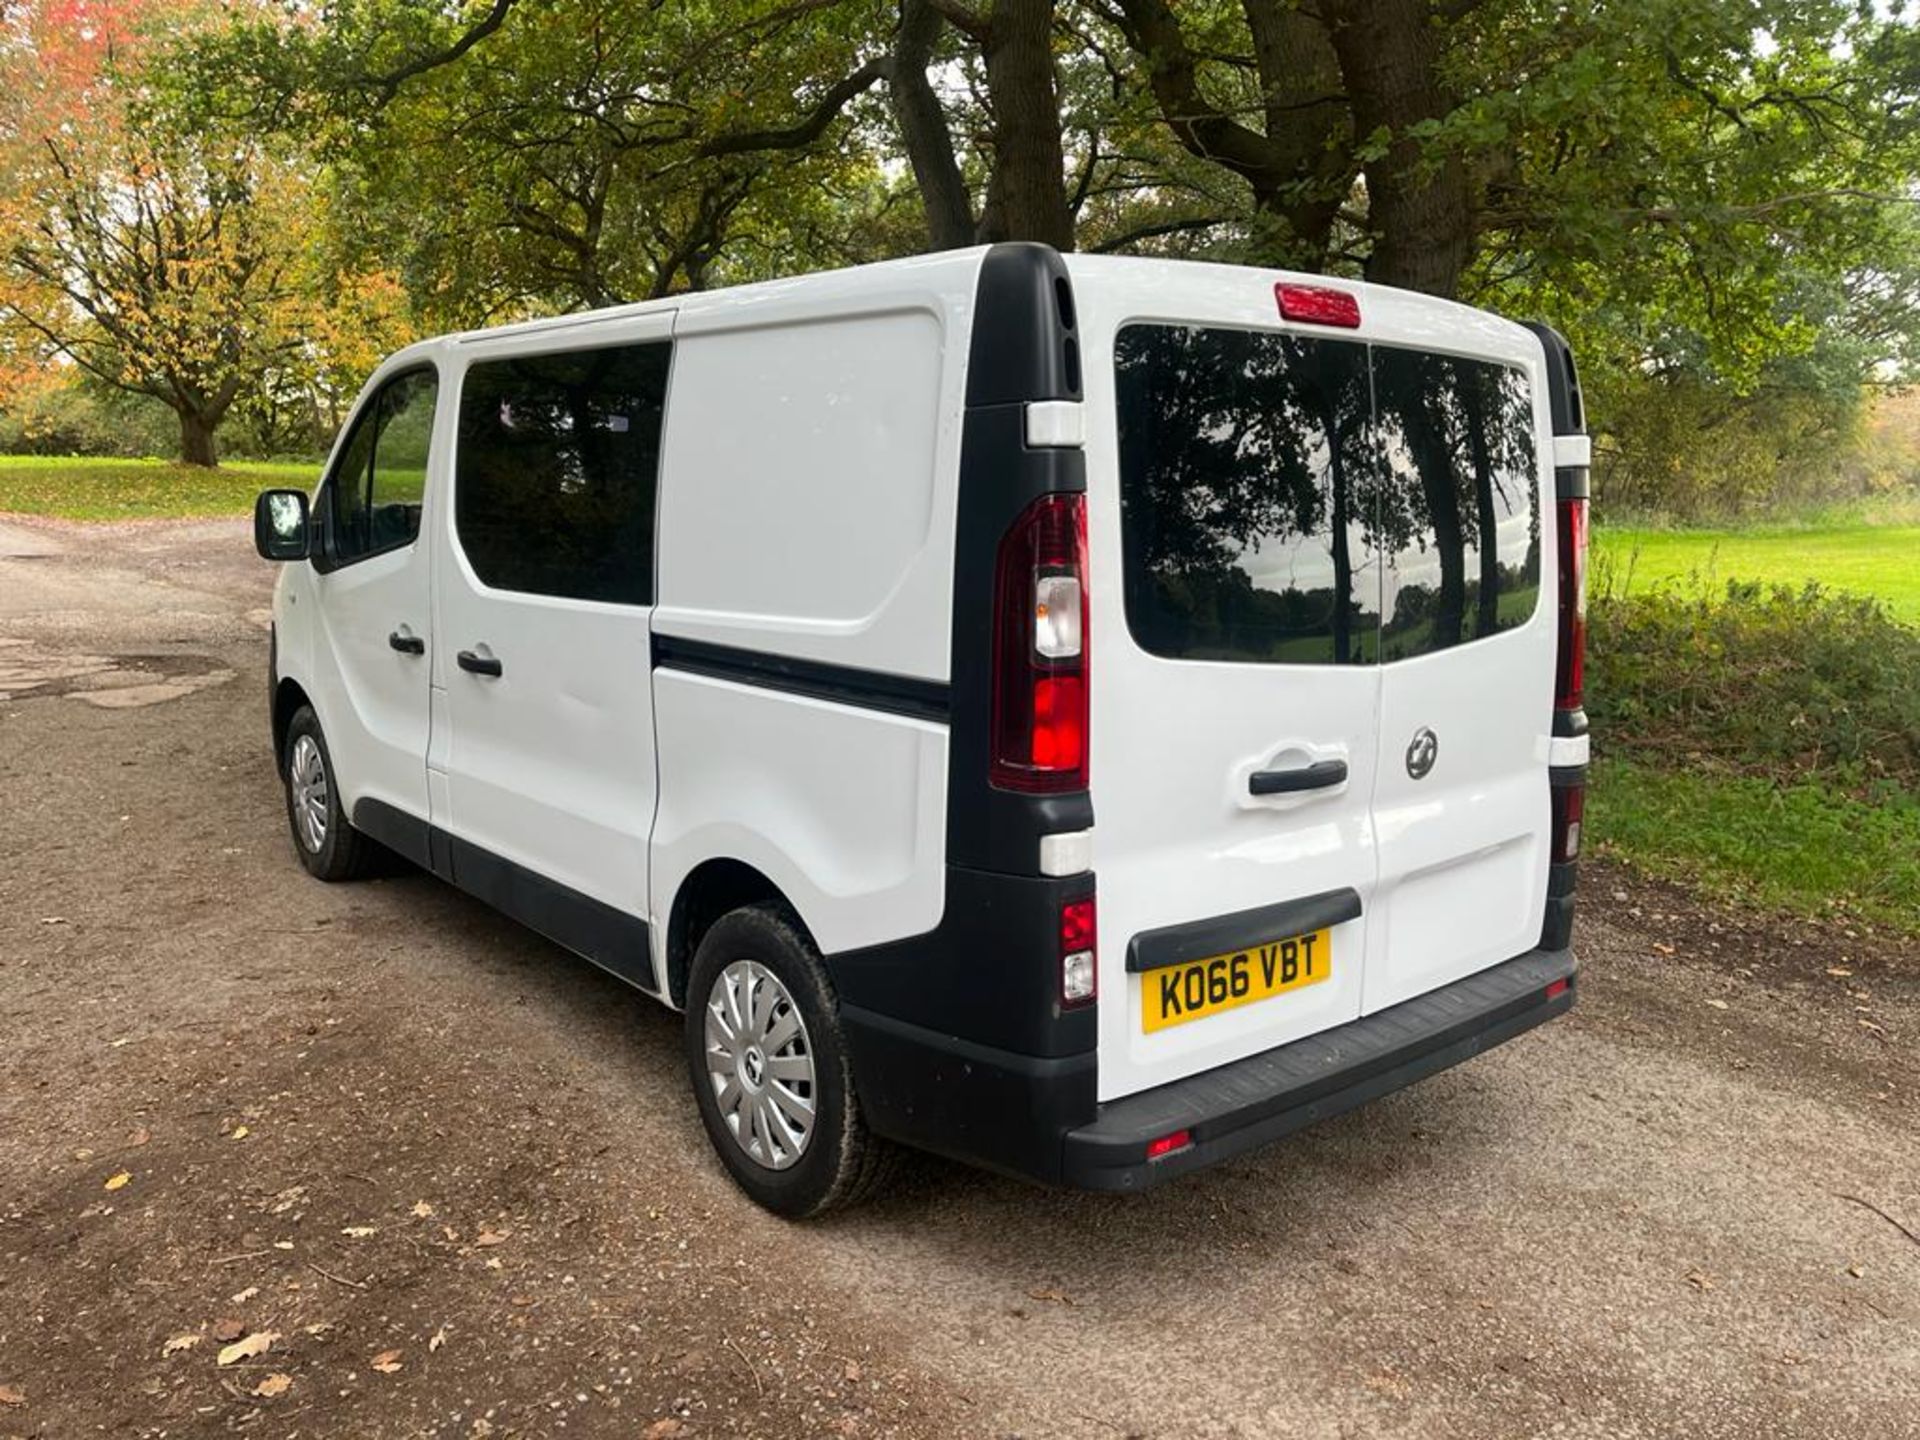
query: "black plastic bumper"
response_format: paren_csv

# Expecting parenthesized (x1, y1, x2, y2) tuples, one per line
(1061, 947, 1577, 1192)
(840, 946, 1575, 1191)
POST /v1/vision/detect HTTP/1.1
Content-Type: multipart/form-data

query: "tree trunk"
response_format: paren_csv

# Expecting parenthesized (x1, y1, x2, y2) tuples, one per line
(890, 0, 977, 248)
(1323, 0, 1475, 298)
(981, 0, 1073, 250)
(178, 408, 219, 468)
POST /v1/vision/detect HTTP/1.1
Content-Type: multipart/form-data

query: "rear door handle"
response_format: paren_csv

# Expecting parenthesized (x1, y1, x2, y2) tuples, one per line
(1249, 759, 1348, 795)
(457, 649, 502, 678)
(388, 629, 425, 655)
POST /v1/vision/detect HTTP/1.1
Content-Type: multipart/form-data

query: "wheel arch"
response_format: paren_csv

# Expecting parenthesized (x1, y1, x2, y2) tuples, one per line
(272, 677, 313, 777)
(665, 858, 811, 1009)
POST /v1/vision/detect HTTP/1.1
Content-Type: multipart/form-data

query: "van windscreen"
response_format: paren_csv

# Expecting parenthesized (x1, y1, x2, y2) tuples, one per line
(1115, 324, 1540, 666)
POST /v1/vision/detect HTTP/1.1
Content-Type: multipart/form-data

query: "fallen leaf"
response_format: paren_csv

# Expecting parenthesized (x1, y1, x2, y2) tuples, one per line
(0, 1384, 23, 1406)
(642, 1422, 685, 1439)
(843, 1360, 862, 1384)
(1651, 942, 1675, 956)
(428, 1326, 448, 1353)
(212, 1318, 246, 1343)
(341, 1225, 377, 1238)
(272, 1240, 295, 1251)
(161, 1333, 202, 1356)
(128, 1127, 151, 1147)
(252, 1373, 292, 1398)
(1827, 967, 1854, 977)
(229, 1126, 250, 1141)
(1685, 1268, 1715, 1292)
(411, 1201, 435, 1218)
(1704, 998, 1729, 1011)
(301, 1322, 335, 1338)
(474, 1229, 510, 1247)
(370, 1349, 403, 1374)
(1027, 1286, 1074, 1305)
(1847, 1262, 1865, 1279)
(441, 1225, 460, 1243)
(103, 1171, 131, 1192)
(216, 1331, 280, 1367)
(40, 915, 67, 925)
(229, 1287, 259, 1305)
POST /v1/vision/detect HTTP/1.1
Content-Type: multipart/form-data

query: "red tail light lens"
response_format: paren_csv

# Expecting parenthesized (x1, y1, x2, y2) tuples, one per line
(1275, 283, 1361, 328)
(1555, 498, 1588, 712)
(1145, 1129, 1192, 1161)
(991, 493, 1089, 793)
(1550, 781, 1585, 864)
(1060, 896, 1096, 1006)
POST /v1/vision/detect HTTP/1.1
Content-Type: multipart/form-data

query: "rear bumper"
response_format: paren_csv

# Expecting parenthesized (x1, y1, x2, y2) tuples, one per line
(1061, 947, 1577, 1192)
(841, 945, 1575, 1191)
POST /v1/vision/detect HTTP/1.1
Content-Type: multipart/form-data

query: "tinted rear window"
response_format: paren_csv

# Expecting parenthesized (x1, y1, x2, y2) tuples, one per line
(455, 342, 671, 605)
(1115, 324, 1539, 666)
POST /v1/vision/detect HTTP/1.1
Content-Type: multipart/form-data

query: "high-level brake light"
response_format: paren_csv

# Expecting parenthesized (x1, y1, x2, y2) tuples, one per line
(1275, 283, 1361, 329)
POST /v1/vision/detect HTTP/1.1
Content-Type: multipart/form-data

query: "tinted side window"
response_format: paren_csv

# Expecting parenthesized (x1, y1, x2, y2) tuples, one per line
(1372, 350, 1540, 660)
(1116, 324, 1378, 665)
(455, 343, 671, 605)
(326, 368, 437, 564)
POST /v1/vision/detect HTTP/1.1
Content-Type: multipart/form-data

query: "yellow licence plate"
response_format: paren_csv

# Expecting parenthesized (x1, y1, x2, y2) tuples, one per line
(1142, 928, 1332, 1034)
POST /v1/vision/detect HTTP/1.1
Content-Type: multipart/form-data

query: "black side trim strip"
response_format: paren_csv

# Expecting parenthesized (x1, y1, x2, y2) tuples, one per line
(349, 799, 657, 994)
(1126, 887, 1363, 974)
(652, 634, 950, 724)
(1550, 762, 1589, 788)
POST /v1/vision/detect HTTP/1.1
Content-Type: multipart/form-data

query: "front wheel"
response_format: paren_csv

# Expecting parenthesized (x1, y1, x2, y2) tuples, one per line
(683, 905, 893, 1217)
(281, 706, 377, 882)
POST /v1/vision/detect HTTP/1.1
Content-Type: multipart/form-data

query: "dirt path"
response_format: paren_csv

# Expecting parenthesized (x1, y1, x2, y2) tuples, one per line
(1, 515, 1915, 1439)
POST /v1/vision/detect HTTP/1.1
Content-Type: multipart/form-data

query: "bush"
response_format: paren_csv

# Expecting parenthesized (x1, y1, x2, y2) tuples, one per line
(1587, 580, 1920, 792)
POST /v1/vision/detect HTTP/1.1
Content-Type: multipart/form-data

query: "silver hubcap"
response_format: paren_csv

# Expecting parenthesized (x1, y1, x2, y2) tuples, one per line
(289, 734, 329, 853)
(703, 960, 815, 1171)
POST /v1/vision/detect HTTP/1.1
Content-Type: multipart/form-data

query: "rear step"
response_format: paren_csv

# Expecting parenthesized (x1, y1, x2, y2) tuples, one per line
(1062, 948, 1576, 1191)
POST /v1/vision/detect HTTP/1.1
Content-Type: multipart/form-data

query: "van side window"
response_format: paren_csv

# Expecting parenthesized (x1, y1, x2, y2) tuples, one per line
(325, 368, 438, 565)
(1115, 325, 1378, 665)
(1372, 349, 1540, 660)
(454, 342, 671, 606)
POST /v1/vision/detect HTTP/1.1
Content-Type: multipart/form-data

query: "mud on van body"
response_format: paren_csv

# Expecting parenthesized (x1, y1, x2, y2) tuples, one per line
(255, 244, 1590, 1216)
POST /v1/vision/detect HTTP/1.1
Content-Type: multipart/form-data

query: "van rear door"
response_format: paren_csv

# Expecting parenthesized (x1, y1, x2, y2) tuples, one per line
(1360, 334, 1556, 1011)
(1077, 263, 1557, 1103)
(1087, 317, 1385, 1102)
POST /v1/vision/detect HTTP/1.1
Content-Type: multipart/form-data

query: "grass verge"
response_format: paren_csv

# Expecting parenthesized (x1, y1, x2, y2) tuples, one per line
(1595, 515, 1920, 625)
(1589, 757, 1920, 935)
(0, 456, 316, 520)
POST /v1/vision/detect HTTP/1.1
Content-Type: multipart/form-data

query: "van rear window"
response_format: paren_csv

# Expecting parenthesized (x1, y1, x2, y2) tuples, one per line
(1115, 324, 1540, 666)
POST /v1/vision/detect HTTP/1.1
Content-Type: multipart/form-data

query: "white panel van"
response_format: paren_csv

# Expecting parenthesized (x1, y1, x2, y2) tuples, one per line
(255, 245, 1590, 1215)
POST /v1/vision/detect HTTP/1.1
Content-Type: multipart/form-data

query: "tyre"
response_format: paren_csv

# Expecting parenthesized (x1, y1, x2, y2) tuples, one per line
(281, 705, 377, 882)
(684, 904, 894, 1217)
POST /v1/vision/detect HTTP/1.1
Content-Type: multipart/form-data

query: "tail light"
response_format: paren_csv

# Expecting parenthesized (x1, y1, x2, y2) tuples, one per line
(1060, 896, 1096, 1007)
(991, 493, 1089, 793)
(1550, 781, 1584, 864)
(1555, 497, 1588, 712)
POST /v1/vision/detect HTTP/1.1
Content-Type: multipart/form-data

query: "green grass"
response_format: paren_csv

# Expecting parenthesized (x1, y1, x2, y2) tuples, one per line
(1595, 515, 1920, 624)
(1590, 757, 1920, 935)
(0, 455, 318, 520)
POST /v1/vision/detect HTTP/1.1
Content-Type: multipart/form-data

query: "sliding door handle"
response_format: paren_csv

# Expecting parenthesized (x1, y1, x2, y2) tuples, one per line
(388, 629, 425, 655)
(1249, 759, 1348, 796)
(457, 649, 502, 678)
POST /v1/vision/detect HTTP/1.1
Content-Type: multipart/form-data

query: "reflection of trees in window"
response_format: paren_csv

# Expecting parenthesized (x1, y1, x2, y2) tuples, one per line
(1372, 350, 1538, 660)
(1116, 326, 1373, 665)
(1115, 326, 1540, 668)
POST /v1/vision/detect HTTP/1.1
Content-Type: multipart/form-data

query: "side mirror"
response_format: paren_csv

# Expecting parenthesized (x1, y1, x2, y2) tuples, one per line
(254, 489, 311, 562)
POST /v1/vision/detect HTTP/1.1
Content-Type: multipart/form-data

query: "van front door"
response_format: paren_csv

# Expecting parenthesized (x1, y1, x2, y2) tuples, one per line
(434, 326, 674, 987)
(309, 366, 439, 835)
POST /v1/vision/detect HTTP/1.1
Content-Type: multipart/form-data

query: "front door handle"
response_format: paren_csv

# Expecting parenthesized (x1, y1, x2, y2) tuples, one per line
(457, 649, 503, 678)
(388, 629, 425, 655)
(1249, 759, 1348, 796)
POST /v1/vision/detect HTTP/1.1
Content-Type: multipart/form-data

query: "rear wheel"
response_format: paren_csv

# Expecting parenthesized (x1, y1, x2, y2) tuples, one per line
(683, 904, 893, 1216)
(281, 706, 377, 882)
